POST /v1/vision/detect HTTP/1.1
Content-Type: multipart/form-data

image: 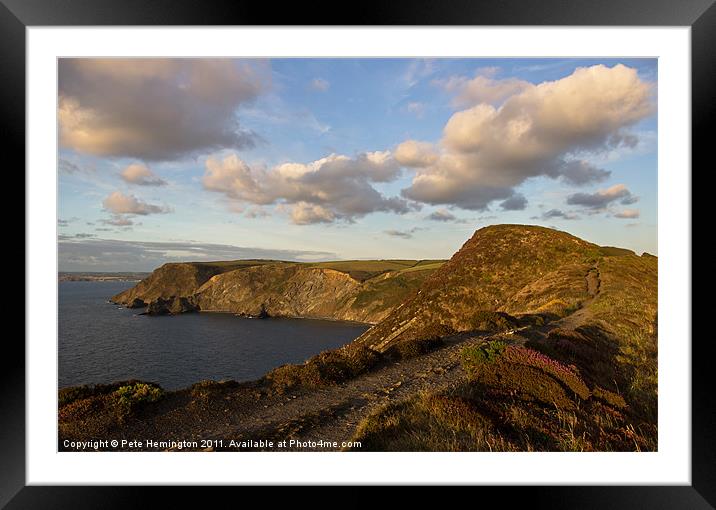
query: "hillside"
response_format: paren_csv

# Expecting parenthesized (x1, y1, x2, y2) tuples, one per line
(111, 259, 446, 324)
(354, 225, 627, 351)
(62, 225, 658, 452)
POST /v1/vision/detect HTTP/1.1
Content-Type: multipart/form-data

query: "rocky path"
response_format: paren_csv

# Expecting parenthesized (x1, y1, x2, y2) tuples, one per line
(204, 332, 495, 451)
(553, 265, 601, 332)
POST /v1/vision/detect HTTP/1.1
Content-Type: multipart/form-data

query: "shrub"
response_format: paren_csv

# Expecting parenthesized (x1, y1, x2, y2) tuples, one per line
(266, 363, 322, 392)
(469, 311, 518, 332)
(517, 314, 552, 328)
(189, 379, 241, 391)
(189, 379, 242, 398)
(461, 340, 508, 368)
(113, 382, 164, 418)
(59, 385, 102, 407)
(266, 347, 383, 392)
(415, 322, 457, 340)
(385, 337, 444, 360)
(58, 394, 106, 422)
(59, 379, 149, 407)
(344, 346, 383, 374)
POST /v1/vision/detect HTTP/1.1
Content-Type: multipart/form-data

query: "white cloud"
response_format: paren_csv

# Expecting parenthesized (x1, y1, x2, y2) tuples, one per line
(102, 191, 171, 215)
(394, 140, 438, 168)
(401, 64, 654, 211)
(120, 163, 167, 186)
(310, 78, 330, 92)
(58, 58, 269, 160)
(202, 151, 415, 224)
(435, 71, 531, 107)
(289, 203, 336, 225)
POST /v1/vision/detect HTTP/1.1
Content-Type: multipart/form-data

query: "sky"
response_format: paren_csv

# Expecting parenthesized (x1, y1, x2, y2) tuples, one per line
(58, 58, 658, 272)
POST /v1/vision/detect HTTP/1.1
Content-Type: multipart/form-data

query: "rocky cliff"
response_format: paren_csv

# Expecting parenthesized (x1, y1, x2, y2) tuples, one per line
(111, 260, 283, 308)
(111, 259, 444, 324)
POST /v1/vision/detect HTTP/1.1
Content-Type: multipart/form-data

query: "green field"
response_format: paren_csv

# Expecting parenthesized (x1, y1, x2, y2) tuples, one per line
(307, 259, 446, 281)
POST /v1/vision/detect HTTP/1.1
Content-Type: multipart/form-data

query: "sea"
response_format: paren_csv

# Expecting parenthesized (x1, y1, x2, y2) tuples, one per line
(58, 281, 370, 390)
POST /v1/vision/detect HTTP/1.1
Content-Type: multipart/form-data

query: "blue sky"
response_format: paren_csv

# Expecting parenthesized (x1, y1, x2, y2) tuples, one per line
(58, 58, 657, 271)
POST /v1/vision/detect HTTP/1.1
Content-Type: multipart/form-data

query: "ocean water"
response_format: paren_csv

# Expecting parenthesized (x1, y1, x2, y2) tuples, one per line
(58, 281, 370, 390)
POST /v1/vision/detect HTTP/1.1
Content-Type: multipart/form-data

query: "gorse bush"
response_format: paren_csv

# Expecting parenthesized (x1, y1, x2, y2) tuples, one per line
(461, 340, 508, 367)
(58, 380, 150, 407)
(113, 382, 164, 418)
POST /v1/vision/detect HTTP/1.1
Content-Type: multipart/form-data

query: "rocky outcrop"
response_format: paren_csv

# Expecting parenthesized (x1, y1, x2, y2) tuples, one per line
(112, 263, 229, 306)
(111, 260, 285, 307)
(146, 296, 199, 316)
(127, 298, 146, 309)
(194, 265, 361, 318)
(112, 259, 444, 324)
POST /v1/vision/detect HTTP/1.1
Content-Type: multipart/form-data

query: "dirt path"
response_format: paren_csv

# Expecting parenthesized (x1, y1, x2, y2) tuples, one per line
(554, 265, 601, 332)
(200, 332, 495, 451)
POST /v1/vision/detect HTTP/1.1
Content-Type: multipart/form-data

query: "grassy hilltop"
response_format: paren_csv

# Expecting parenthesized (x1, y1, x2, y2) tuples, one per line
(61, 225, 657, 452)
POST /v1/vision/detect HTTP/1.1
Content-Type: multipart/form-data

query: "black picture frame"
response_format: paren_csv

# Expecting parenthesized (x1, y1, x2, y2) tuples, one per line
(5, 0, 709, 504)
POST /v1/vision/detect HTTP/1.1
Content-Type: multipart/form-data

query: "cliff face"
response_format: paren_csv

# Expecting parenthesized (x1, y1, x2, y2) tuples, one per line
(194, 265, 361, 318)
(111, 260, 288, 308)
(111, 259, 444, 324)
(112, 263, 210, 307)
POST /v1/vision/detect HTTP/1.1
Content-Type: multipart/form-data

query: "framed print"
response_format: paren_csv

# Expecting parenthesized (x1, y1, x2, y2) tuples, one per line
(5, 0, 711, 504)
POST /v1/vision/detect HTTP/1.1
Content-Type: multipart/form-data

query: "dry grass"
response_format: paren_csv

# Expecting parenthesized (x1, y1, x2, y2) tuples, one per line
(584, 255, 658, 422)
(348, 390, 522, 452)
(351, 377, 654, 452)
(359, 225, 605, 350)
